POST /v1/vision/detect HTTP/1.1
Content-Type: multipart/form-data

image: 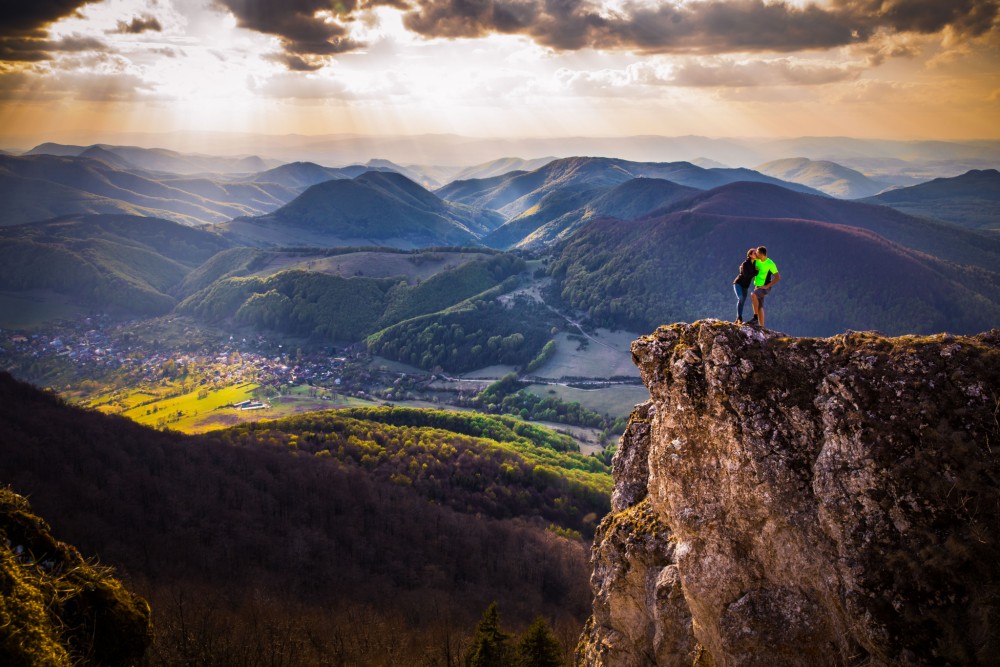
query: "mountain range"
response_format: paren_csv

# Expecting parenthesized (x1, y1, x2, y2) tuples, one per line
(16, 132, 997, 177)
(25, 142, 280, 174)
(1, 148, 998, 339)
(0, 153, 296, 227)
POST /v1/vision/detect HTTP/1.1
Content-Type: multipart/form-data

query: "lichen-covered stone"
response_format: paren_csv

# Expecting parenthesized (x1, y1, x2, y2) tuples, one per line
(611, 401, 656, 513)
(580, 321, 1000, 666)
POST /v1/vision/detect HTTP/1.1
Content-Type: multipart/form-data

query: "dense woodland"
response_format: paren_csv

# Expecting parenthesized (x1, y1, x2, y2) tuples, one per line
(0, 372, 601, 665)
(368, 296, 557, 372)
(179, 254, 525, 342)
(0, 215, 231, 315)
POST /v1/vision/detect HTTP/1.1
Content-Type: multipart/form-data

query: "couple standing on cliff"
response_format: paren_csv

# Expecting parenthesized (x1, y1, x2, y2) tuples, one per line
(733, 246, 780, 328)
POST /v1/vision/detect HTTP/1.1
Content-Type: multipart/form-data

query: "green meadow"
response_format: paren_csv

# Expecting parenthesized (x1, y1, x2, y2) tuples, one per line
(525, 383, 650, 419)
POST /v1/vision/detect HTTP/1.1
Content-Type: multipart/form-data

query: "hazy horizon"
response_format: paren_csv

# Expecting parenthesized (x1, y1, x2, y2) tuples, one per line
(5, 130, 1000, 172)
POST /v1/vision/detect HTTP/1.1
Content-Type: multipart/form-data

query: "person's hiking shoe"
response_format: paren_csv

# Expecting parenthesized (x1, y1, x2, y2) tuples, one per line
(735, 317, 743, 324)
(747, 316, 759, 328)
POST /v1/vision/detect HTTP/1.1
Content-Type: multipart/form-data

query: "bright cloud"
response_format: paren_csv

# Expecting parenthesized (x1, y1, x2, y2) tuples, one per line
(0, 0, 998, 142)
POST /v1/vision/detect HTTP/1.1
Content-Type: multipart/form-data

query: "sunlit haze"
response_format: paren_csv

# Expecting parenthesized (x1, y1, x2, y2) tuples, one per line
(1, 0, 999, 154)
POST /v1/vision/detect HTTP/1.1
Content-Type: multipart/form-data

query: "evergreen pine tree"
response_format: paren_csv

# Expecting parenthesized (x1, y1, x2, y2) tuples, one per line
(465, 602, 510, 667)
(517, 616, 563, 667)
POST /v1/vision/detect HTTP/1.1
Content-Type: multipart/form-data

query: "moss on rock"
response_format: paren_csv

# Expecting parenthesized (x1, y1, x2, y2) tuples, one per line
(0, 488, 152, 666)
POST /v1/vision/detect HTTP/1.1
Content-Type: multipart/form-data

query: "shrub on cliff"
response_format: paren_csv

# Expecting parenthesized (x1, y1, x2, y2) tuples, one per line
(0, 487, 152, 666)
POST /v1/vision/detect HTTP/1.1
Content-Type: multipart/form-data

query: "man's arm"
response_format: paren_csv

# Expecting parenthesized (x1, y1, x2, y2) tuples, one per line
(769, 272, 780, 286)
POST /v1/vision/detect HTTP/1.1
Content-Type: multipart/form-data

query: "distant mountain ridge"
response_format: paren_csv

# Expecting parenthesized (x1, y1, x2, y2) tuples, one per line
(0, 153, 297, 227)
(222, 170, 504, 249)
(437, 156, 826, 225)
(485, 177, 702, 249)
(863, 169, 1000, 230)
(755, 157, 892, 198)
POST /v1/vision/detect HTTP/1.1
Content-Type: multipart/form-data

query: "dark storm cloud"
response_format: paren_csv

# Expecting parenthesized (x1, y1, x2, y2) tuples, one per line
(265, 52, 326, 71)
(112, 15, 164, 34)
(0, 34, 108, 62)
(213, 0, 371, 55)
(0, 0, 96, 37)
(402, 0, 1000, 54)
(0, 0, 103, 62)
(208, 0, 999, 68)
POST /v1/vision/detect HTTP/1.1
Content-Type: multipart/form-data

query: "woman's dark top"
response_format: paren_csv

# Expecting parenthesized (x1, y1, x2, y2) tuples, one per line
(733, 258, 757, 289)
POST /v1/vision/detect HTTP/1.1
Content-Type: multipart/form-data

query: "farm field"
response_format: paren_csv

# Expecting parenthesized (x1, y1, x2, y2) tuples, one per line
(96, 382, 380, 433)
(530, 329, 642, 379)
(531, 421, 606, 455)
(115, 382, 259, 429)
(525, 384, 650, 419)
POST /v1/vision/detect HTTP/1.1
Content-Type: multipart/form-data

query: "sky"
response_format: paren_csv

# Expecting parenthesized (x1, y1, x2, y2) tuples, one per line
(0, 0, 998, 148)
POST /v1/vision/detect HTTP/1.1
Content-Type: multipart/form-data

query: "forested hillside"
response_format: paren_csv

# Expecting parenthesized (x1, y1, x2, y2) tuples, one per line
(178, 253, 525, 340)
(0, 371, 602, 665)
(367, 295, 557, 372)
(863, 169, 1000, 230)
(550, 211, 1000, 336)
(0, 214, 232, 315)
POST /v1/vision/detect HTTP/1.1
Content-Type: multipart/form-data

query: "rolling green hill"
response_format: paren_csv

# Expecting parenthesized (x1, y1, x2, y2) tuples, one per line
(178, 253, 525, 339)
(366, 293, 558, 373)
(0, 214, 232, 315)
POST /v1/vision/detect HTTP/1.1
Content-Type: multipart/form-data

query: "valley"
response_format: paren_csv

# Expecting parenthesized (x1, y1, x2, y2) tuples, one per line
(1, 139, 998, 665)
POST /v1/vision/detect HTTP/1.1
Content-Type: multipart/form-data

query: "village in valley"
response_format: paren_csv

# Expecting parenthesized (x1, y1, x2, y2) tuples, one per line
(0, 313, 411, 431)
(1, 311, 639, 449)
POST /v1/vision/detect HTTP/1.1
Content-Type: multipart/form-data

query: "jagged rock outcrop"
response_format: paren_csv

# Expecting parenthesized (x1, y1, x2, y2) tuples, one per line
(580, 321, 1000, 666)
(0, 487, 152, 666)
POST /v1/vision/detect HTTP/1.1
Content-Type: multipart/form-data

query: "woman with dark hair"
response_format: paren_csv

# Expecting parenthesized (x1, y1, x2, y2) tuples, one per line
(732, 248, 758, 324)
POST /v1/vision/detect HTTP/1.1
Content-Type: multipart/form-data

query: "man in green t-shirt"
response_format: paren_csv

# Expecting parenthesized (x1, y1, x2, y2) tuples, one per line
(749, 245, 780, 328)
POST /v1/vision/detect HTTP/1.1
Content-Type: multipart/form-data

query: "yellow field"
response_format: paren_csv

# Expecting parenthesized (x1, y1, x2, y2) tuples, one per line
(120, 382, 260, 430)
(91, 382, 380, 434)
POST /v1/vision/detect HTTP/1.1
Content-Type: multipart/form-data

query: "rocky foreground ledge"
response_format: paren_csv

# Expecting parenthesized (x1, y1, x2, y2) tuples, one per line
(579, 321, 1000, 667)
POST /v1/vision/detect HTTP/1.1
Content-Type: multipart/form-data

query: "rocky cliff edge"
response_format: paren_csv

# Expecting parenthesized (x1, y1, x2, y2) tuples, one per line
(579, 321, 1000, 666)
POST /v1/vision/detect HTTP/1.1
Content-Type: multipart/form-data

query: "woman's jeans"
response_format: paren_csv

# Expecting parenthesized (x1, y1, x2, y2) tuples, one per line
(734, 284, 748, 320)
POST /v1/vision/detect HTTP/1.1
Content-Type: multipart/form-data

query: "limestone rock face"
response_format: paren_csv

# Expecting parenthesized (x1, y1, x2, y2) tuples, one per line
(580, 321, 1000, 666)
